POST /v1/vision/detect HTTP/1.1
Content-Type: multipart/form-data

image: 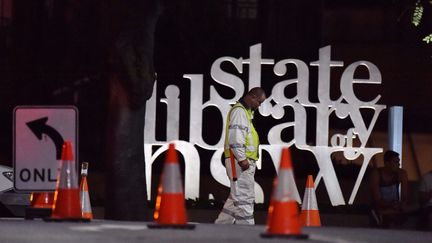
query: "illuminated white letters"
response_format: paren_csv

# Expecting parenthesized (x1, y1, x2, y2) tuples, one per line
(144, 44, 386, 205)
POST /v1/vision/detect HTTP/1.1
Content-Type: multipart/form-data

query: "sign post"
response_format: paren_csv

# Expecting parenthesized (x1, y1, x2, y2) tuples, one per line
(13, 106, 78, 192)
(388, 106, 403, 163)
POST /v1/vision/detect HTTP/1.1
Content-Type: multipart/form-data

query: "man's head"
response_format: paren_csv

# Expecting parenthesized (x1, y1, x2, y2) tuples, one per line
(383, 150, 400, 171)
(244, 87, 266, 110)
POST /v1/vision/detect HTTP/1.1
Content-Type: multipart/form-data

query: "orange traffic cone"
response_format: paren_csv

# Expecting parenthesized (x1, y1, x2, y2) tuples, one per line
(46, 141, 88, 222)
(30, 192, 54, 209)
(80, 162, 93, 220)
(25, 192, 54, 219)
(300, 175, 321, 227)
(261, 147, 308, 239)
(148, 143, 195, 229)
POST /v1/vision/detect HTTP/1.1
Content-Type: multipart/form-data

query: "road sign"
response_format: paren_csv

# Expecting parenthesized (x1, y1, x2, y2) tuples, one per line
(13, 106, 78, 191)
(0, 165, 13, 192)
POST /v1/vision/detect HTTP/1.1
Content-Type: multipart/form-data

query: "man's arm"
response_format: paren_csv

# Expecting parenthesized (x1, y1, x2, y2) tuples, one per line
(228, 107, 249, 171)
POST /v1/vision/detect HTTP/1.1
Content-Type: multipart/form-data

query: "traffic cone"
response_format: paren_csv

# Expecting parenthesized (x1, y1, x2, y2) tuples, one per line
(46, 141, 88, 222)
(300, 175, 321, 227)
(148, 143, 195, 229)
(30, 192, 54, 209)
(25, 192, 54, 219)
(261, 147, 308, 239)
(80, 162, 93, 220)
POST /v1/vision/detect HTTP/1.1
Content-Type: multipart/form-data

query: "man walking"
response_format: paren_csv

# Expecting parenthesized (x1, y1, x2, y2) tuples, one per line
(215, 87, 266, 225)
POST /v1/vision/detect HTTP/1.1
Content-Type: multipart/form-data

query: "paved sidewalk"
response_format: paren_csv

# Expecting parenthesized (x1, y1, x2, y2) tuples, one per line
(0, 218, 431, 243)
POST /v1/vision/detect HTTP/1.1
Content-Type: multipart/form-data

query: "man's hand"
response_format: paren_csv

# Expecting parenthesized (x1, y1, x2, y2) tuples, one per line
(238, 160, 250, 171)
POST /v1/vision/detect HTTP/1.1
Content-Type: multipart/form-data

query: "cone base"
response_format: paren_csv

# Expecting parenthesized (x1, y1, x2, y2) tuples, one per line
(147, 223, 196, 230)
(25, 207, 52, 220)
(267, 201, 303, 235)
(260, 233, 309, 239)
(51, 188, 82, 219)
(157, 194, 188, 225)
(300, 210, 321, 227)
(43, 217, 91, 223)
(82, 212, 93, 220)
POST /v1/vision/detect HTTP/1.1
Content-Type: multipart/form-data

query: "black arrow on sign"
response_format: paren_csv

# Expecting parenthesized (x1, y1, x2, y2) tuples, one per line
(26, 117, 64, 160)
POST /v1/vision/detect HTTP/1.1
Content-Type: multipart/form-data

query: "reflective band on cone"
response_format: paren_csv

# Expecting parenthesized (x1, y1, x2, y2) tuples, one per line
(45, 141, 88, 222)
(261, 148, 308, 239)
(80, 164, 93, 220)
(148, 143, 195, 229)
(157, 163, 186, 225)
(300, 175, 321, 227)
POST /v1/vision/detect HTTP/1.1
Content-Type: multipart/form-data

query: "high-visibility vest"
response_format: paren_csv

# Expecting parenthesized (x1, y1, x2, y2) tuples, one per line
(224, 102, 259, 161)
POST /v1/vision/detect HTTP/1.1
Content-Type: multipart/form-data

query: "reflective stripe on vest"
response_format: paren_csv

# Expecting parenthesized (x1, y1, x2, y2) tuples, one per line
(224, 102, 259, 161)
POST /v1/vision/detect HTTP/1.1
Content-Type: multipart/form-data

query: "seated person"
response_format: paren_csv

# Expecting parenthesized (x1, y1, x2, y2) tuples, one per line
(417, 170, 432, 231)
(370, 150, 409, 228)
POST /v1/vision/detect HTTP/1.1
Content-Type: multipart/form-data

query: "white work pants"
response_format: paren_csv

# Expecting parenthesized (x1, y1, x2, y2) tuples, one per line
(215, 158, 256, 225)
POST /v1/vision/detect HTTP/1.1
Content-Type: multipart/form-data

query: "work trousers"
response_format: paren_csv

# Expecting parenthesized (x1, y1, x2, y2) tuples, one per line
(215, 158, 256, 225)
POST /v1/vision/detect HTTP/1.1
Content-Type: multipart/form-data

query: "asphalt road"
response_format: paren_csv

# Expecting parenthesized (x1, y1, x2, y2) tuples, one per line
(0, 218, 430, 243)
